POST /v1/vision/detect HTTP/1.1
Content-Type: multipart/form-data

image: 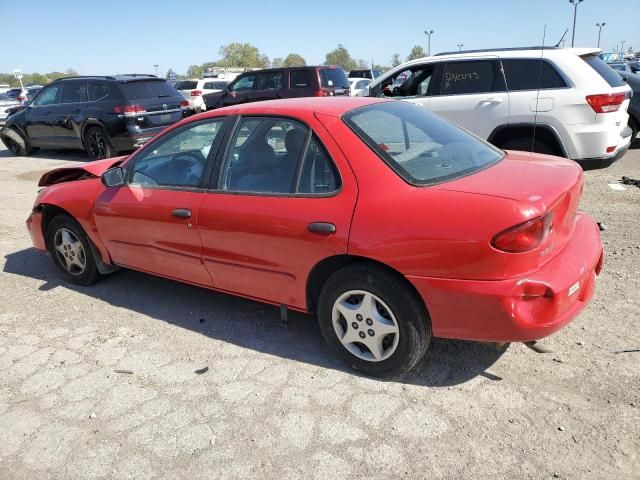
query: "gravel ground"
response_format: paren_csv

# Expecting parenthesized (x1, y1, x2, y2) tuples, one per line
(0, 142, 638, 479)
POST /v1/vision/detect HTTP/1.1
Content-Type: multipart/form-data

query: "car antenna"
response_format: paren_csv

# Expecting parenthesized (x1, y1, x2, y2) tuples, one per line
(554, 29, 569, 48)
(531, 25, 547, 153)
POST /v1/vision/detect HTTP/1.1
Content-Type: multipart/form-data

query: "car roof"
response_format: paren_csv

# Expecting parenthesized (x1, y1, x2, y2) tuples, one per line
(202, 96, 389, 118)
(52, 74, 160, 83)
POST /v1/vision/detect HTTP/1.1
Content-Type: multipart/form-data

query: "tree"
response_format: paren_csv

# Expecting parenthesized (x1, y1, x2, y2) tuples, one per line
(65, 68, 78, 76)
(283, 53, 306, 67)
(165, 68, 176, 80)
(272, 57, 284, 68)
(356, 59, 370, 69)
(391, 53, 401, 67)
(324, 44, 358, 72)
(217, 43, 270, 68)
(186, 64, 203, 78)
(407, 45, 426, 61)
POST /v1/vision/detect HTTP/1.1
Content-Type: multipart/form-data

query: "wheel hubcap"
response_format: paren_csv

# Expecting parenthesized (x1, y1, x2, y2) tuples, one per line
(88, 132, 105, 158)
(53, 228, 86, 275)
(331, 290, 400, 362)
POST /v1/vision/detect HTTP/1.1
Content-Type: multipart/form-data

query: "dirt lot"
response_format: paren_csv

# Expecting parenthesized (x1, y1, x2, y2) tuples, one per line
(0, 142, 638, 479)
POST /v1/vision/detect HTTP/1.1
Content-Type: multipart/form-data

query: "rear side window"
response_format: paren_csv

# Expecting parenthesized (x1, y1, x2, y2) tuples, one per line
(290, 70, 312, 89)
(88, 83, 108, 101)
(61, 83, 87, 103)
(582, 55, 626, 87)
(298, 136, 340, 194)
(502, 59, 568, 90)
(320, 68, 349, 89)
(175, 80, 198, 90)
(441, 60, 505, 95)
(344, 101, 503, 186)
(119, 80, 178, 100)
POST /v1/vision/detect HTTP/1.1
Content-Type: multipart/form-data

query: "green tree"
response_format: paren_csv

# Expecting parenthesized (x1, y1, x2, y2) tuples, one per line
(324, 44, 357, 72)
(186, 64, 204, 78)
(217, 43, 270, 68)
(283, 53, 306, 67)
(356, 59, 369, 69)
(407, 45, 426, 61)
(272, 57, 284, 68)
(391, 53, 401, 67)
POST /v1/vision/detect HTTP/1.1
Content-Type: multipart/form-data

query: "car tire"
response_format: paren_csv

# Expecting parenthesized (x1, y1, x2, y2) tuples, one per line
(83, 126, 115, 161)
(1, 127, 32, 156)
(317, 264, 431, 378)
(629, 117, 638, 145)
(46, 215, 101, 286)
(501, 136, 555, 156)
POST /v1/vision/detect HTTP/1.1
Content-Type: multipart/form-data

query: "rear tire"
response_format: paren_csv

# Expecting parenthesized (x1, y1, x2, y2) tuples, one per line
(1, 128, 32, 156)
(501, 136, 555, 155)
(629, 117, 639, 145)
(84, 126, 114, 161)
(46, 215, 101, 286)
(317, 264, 431, 378)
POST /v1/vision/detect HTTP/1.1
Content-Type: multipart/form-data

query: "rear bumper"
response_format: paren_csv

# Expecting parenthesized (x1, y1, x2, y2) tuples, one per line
(26, 210, 46, 251)
(570, 123, 632, 163)
(111, 126, 167, 151)
(407, 213, 603, 342)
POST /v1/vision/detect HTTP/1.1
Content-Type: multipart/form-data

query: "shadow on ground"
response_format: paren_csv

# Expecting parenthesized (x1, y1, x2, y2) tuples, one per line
(4, 248, 506, 388)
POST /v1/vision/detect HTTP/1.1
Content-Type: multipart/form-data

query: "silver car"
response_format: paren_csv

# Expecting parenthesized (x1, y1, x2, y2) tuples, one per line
(0, 93, 22, 125)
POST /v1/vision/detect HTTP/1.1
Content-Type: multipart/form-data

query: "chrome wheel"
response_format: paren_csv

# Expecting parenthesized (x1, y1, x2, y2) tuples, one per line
(53, 228, 86, 275)
(331, 290, 400, 362)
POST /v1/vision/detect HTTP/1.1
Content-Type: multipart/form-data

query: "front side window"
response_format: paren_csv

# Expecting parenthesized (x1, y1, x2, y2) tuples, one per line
(220, 117, 308, 194)
(344, 101, 503, 186)
(377, 65, 435, 98)
(502, 59, 567, 91)
(130, 119, 225, 188)
(61, 82, 88, 103)
(231, 75, 256, 92)
(441, 60, 505, 95)
(257, 72, 283, 91)
(33, 84, 60, 106)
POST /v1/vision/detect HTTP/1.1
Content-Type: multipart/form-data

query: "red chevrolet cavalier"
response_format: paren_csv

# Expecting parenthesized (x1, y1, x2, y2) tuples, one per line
(26, 97, 603, 377)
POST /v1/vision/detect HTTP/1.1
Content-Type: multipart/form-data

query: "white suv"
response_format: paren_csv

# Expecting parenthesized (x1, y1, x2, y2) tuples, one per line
(175, 79, 229, 113)
(363, 47, 633, 164)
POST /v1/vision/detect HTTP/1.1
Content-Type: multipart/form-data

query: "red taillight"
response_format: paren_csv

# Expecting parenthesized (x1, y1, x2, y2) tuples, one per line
(585, 93, 625, 113)
(17, 94, 25, 101)
(191, 90, 202, 96)
(492, 213, 554, 253)
(113, 105, 146, 116)
(180, 100, 189, 108)
(314, 89, 331, 97)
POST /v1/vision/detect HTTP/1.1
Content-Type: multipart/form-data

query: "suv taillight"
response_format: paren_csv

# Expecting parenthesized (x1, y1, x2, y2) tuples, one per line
(113, 105, 147, 116)
(180, 101, 189, 108)
(191, 90, 202, 96)
(491, 213, 554, 253)
(586, 93, 625, 113)
(315, 89, 332, 97)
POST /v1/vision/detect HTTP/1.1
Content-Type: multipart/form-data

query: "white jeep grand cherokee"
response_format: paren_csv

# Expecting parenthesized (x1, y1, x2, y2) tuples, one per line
(363, 47, 633, 164)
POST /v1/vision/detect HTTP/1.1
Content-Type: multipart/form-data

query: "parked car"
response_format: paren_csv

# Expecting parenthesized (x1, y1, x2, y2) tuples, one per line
(609, 62, 632, 73)
(617, 70, 640, 142)
(0, 93, 22, 124)
(0, 84, 11, 94)
(628, 61, 640, 74)
(348, 69, 384, 80)
(175, 79, 229, 113)
(363, 47, 633, 166)
(25, 97, 603, 377)
(348, 77, 371, 96)
(203, 66, 350, 110)
(0, 75, 189, 160)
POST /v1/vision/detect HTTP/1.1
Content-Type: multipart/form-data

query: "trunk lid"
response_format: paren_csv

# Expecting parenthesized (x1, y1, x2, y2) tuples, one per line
(118, 79, 184, 128)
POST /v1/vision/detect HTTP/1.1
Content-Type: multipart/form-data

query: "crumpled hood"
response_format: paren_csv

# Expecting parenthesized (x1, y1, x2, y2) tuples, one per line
(38, 156, 127, 187)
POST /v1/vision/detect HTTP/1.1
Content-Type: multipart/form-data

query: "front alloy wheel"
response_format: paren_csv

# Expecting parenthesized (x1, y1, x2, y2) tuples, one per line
(53, 227, 87, 275)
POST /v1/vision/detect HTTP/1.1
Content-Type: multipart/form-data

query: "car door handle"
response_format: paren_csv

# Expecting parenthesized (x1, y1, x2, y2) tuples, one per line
(480, 97, 503, 104)
(172, 208, 192, 219)
(308, 222, 336, 234)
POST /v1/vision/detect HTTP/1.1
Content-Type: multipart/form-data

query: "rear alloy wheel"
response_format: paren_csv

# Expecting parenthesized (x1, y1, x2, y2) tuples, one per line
(84, 126, 114, 161)
(0, 128, 32, 156)
(318, 264, 431, 378)
(47, 215, 101, 286)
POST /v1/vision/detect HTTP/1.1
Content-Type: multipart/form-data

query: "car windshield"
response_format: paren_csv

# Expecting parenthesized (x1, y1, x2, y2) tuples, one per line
(343, 101, 504, 186)
(582, 55, 626, 87)
(174, 80, 198, 90)
(320, 68, 349, 88)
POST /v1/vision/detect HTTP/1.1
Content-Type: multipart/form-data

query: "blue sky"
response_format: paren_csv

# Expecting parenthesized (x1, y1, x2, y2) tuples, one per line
(0, 0, 637, 75)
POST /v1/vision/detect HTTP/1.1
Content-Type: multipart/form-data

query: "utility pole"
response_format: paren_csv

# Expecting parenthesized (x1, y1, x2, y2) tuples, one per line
(457, 43, 464, 52)
(153, 64, 159, 76)
(596, 22, 605, 48)
(621, 40, 626, 54)
(569, 0, 584, 47)
(424, 30, 434, 56)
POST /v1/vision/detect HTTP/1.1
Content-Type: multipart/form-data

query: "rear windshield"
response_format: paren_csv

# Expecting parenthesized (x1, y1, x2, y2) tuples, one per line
(320, 68, 349, 88)
(203, 81, 227, 90)
(119, 80, 179, 100)
(343, 101, 503, 186)
(349, 70, 371, 79)
(174, 80, 197, 90)
(582, 55, 626, 88)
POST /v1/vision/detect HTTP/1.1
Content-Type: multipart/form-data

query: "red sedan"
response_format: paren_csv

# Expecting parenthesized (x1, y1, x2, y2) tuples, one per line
(26, 97, 603, 377)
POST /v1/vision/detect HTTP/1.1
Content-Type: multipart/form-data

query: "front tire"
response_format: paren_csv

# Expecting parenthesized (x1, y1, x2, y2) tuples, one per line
(1, 128, 32, 156)
(46, 215, 101, 286)
(317, 264, 431, 378)
(84, 126, 114, 161)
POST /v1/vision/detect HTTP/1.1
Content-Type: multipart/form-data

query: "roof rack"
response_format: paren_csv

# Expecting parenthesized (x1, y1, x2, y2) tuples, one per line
(53, 75, 117, 81)
(434, 46, 560, 56)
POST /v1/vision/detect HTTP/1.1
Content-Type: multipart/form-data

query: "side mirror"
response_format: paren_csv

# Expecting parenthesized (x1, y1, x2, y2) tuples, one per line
(101, 166, 125, 187)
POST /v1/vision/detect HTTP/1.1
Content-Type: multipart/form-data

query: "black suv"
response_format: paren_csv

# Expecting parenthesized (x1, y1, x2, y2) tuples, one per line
(203, 66, 350, 110)
(0, 75, 188, 160)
